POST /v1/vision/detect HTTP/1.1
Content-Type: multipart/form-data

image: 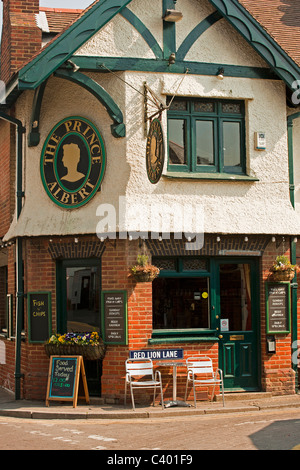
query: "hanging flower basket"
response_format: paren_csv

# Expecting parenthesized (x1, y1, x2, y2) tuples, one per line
(131, 271, 159, 282)
(269, 255, 299, 282)
(270, 271, 295, 282)
(44, 332, 106, 360)
(130, 254, 160, 282)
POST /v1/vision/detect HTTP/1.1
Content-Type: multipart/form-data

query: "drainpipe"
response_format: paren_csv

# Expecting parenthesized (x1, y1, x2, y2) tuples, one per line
(0, 112, 25, 400)
(287, 112, 300, 392)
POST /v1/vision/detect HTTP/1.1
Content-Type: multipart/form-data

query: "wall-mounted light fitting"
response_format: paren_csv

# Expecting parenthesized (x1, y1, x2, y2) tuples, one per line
(217, 67, 225, 80)
(163, 9, 183, 22)
(168, 53, 176, 65)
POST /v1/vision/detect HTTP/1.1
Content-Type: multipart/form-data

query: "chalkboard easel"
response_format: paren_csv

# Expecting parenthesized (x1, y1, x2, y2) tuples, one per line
(46, 356, 89, 408)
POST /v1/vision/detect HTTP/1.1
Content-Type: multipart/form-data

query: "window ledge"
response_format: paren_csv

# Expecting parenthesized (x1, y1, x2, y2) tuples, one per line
(163, 172, 259, 182)
(149, 334, 219, 344)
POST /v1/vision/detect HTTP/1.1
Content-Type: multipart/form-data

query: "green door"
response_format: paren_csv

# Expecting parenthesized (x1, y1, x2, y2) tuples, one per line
(56, 259, 102, 396)
(214, 259, 260, 391)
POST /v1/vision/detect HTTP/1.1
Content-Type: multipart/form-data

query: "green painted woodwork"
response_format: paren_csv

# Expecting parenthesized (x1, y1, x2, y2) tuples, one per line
(18, 0, 133, 90)
(163, 0, 176, 59)
(120, 7, 163, 59)
(28, 80, 48, 147)
(212, 257, 260, 391)
(75, 56, 278, 80)
(54, 69, 125, 138)
(163, 172, 258, 181)
(167, 98, 246, 175)
(176, 11, 222, 61)
(16, 0, 299, 92)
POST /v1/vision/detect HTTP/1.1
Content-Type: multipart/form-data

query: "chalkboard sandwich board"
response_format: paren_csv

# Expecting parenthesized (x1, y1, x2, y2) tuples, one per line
(266, 282, 291, 334)
(28, 291, 51, 343)
(46, 356, 89, 408)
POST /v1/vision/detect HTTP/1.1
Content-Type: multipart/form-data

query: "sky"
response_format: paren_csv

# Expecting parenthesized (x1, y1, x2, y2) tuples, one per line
(0, 1, 94, 35)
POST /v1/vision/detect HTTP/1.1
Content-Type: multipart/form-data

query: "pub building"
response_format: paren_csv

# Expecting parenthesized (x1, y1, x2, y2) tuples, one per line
(1, 0, 300, 404)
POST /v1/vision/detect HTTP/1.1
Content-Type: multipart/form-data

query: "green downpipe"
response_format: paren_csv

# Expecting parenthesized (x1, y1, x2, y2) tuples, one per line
(0, 112, 25, 400)
(287, 112, 300, 392)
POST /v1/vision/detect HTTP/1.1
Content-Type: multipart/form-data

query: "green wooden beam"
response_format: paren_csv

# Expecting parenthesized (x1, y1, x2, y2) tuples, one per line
(28, 80, 48, 147)
(208, 0, 300, 90)
(54, 69, 125, 138)
(120, 7, 163, 59)
(18, 0, 133, 90)
(70, 55, 279, 80)
(163, 0, 176, 60)
(176, 11, 222, 61)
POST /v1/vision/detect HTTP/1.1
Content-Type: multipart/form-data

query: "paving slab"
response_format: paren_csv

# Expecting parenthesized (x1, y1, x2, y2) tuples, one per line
(1, 387, 300, 420)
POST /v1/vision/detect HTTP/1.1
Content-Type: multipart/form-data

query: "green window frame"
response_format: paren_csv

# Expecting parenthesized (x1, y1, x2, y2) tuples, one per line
(167, 98, 246, 175)
(151, 257, 217, 342)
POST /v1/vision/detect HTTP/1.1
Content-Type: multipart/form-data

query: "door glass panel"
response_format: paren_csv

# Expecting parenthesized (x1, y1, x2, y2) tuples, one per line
(153, 277, 210, 329)
(219, 264, 251, 331)
(168, 119, 187, 165)
(66, 266, 100, 333)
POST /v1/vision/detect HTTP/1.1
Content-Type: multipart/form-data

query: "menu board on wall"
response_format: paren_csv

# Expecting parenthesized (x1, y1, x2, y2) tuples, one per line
(28, 291, 52, 343)
(102, 291, 128, 345)
(266, 282, 291, 334)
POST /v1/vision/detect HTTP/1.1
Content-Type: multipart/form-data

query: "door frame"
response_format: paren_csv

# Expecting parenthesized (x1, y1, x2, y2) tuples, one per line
(56, 258, 102, 333)
(211, 257, 261, 391)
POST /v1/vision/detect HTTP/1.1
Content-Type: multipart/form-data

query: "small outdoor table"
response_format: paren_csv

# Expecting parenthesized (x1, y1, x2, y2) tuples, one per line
(157, 361, 191, 408)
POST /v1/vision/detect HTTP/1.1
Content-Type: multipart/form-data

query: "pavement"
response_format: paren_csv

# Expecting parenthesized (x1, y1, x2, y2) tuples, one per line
(1, 387, 300, 420)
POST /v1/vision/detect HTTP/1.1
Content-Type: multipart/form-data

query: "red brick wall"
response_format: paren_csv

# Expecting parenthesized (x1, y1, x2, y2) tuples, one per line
(0, 235, 298, 402)
(1, 0, 41, 83)
(0, 245, 16, 392)
(0, 120, 15, 236)
(260, 240, 295, 395)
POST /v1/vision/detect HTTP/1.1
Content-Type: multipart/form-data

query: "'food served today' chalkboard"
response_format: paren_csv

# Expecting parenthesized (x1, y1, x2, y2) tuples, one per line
(101, 291, 128, 345)
(46, 356, 89, 408)
(28, 291, 52, 343)
(266, 282, 291, 334)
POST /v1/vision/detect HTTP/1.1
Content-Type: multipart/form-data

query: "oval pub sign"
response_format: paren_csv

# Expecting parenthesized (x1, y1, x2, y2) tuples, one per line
(41, 117, 106, 209)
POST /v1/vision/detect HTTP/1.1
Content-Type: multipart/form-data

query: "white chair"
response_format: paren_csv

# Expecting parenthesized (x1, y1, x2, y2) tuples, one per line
(124, 358, 164, 411)
(184, 356, 225, 407)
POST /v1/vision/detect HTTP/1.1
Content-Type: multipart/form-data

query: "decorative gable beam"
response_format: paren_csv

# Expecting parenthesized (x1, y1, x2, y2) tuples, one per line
(18, 0, 133, 90)
(208, 0, 300, 91)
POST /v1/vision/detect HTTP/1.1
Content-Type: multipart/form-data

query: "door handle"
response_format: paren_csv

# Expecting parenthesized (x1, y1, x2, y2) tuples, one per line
(218, 335, 223, 339)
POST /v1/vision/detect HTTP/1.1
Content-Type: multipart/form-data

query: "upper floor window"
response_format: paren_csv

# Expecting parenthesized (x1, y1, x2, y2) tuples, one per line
(167, 98, 246, 175)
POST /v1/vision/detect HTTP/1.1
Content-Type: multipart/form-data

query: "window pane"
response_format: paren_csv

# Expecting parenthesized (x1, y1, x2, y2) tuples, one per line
(222, 102, 241, 114)
(169, 119, 187, 165)
(66, 266, 100, 333)
(194, 101, 214, 113)
(153, 277, 210, 329)
(196, 120, 214, 166)
(223, 121, 241, 168)
(168, 99, 187, 111)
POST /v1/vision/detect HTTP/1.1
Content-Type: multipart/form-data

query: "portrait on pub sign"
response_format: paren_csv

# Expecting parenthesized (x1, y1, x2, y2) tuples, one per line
(41, 117, 106, 209)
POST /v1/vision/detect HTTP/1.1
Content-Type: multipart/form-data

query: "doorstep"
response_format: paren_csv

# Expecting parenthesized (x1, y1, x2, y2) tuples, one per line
(215, 392, 273, 402)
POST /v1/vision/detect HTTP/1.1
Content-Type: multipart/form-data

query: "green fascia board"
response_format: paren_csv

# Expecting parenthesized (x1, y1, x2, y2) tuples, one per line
(208, 0, 300, 90)
(18, 0, 133, 90)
